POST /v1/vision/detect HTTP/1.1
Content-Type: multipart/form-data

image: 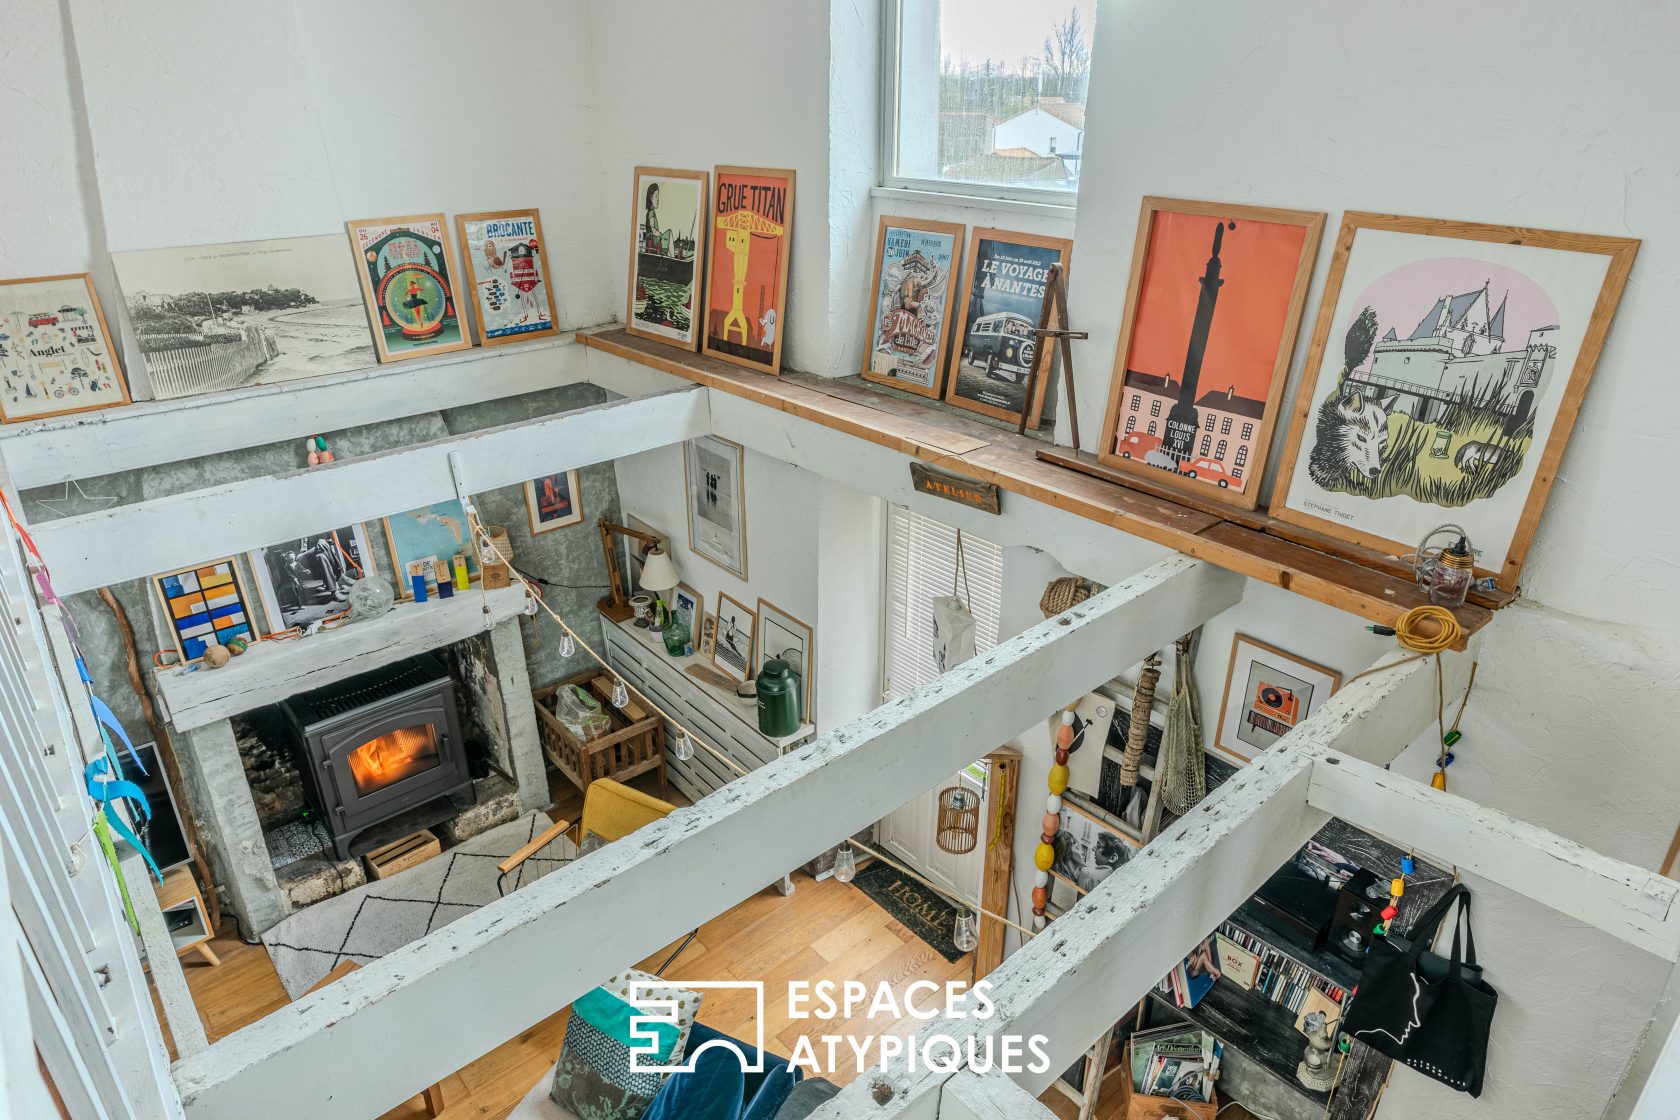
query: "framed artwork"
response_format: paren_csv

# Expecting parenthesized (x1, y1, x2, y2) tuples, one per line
(710, 592, 756, 685)
(684, 435, 747, 579)
(455, 209, 560, 346)
(112, 235, 375, 400)
(1213, 635, 1340, 764)
(382, 500, 479, 600)
(627, 167, 709, 351)
(755, 599, 814, 719)
(0, 274, 129, 421)
(943, 228, 1073, 428)
(702, 166, 796, 374)
(861, 216, 965, 398)
(345, 214, 471, 363)
(698, 613, 718, 661)
(524, 469, 583, 534)
(1273, 213, 1639, 585)
(152, 558, 258, 663)
(249, 525, 371, 631)
(1049, 791, 1139, 896)
(1095, 198, 1325, 509)
(672, 583, 703, 639)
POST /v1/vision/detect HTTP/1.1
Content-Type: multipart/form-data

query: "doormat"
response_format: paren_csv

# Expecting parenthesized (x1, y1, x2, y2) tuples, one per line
(851, 860, 966, 963)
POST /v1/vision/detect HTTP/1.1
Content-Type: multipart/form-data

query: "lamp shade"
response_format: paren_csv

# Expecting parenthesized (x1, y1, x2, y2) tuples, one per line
(639, 546, 680, 593)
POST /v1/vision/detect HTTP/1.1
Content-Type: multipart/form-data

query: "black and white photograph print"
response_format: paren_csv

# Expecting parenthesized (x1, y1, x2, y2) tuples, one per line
(112, 234, 375, 401)
(710, 591, 756, 684)
(755, 598, 813, 717)
(1051, 793, 1137, 895)
(250, 525, 371, 631)
(684, 435, 747, 578)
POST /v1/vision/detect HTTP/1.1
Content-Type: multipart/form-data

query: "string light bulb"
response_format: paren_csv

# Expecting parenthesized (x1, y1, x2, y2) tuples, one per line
(559, 629, 576, 658)
(611, 677, 629, 709)
(673, 732, 695, 761)
(953, 909, 979, 953)
(832, 842, 857, 884)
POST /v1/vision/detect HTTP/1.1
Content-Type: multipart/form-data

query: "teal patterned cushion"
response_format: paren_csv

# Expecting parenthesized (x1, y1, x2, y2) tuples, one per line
(548, 973, 703, 1120)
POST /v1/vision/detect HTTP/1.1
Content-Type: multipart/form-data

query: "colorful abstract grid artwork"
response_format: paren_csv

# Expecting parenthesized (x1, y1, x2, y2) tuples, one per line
(154, 560, 254, 662)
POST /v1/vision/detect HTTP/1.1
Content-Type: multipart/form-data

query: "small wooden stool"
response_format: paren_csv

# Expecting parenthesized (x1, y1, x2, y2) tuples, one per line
(303, 961, 446, 1117)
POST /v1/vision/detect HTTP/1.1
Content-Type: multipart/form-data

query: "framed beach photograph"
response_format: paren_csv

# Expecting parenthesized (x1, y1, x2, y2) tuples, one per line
(0, 274, 129, 421)
(627, 167, 709, 351)
(249, 525, 371, 631)
(382, 500, 479, 600)
(861, 216, 965, 399)
(755, 599, 814, 719)
(1273, 213, 1638, 585)
(345, 214, 471, 363)
(455, 209, 560, 346)
(943, 228, 1073, 428)
(672, 583, 703, 642)
(702, 167, 795, 374)
(1096, 198, 1325, 509)
(524, 469, 583, 535)
(1214, 635, 1340, 764)
(710, 592, 756, 685)
(152, 558, 258, 664)
(1050, 791, 1140, 896)
(684, 434, 747, 579)
(113, 235, 375, 400)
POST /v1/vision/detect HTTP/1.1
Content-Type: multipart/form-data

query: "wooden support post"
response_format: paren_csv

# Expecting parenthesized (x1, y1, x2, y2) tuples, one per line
(975, 746, 1020, 979)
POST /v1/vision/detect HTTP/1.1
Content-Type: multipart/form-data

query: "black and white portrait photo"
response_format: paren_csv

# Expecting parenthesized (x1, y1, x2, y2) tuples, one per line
(1051, 796, 1137, 895)
(249, 525, 370, 631)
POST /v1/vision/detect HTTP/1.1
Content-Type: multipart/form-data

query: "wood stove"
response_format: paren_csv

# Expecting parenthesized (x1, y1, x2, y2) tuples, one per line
(282, 653, 472, 859)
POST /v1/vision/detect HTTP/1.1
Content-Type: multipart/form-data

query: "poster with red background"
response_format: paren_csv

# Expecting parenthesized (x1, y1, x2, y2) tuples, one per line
(702, 168, 795, 374)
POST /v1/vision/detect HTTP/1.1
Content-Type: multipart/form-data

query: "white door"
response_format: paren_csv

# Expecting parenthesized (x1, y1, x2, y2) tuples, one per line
(878, 775, 987, 898)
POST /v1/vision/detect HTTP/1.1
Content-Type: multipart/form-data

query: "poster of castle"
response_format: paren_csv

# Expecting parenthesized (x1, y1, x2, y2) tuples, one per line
(1276, 218, 1633, 577)
(627, 168, 708, 351)
(943, 228, 1072, 428)
(702, 167, 795, 375)
(862, 217, 962, 398)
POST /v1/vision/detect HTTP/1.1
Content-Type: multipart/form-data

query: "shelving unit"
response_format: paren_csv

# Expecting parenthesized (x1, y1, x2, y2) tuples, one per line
(154, 867, 218, 968)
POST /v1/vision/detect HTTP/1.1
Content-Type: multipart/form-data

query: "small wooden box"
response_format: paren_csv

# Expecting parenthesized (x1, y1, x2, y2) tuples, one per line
(153, 866, 218, 966)
(481, 560, 511, 589)
(365, 829, 441, 880)
(1118, 1042, 1219, 1120)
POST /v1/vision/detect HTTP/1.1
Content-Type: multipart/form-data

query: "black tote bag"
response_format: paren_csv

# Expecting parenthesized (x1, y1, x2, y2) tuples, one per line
(1342, 883, 1497, 1096)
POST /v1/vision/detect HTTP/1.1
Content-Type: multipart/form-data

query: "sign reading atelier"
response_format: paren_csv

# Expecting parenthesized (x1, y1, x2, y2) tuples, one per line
(909, 462, 1002, 515)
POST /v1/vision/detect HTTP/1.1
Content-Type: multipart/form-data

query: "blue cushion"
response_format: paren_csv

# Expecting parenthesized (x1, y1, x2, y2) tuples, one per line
(642, 1045, 745, 1120)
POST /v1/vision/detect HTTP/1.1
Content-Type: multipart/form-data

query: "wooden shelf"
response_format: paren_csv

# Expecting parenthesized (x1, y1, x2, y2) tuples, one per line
(580, 328, 1500, 637)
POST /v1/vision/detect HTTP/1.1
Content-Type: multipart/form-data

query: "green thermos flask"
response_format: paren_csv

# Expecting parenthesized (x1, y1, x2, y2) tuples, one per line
(756, 658, 801, 737)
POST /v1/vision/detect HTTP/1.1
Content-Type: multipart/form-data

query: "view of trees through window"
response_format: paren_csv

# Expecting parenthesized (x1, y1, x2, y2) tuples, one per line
(891, 0, 1096, 195)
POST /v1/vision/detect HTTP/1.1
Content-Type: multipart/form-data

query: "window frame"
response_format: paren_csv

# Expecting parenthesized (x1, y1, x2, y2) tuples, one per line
(879, 0, 1083, 209)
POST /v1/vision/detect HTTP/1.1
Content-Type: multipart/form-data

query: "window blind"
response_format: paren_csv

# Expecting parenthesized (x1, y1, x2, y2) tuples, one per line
(883, 505, 1003, 702)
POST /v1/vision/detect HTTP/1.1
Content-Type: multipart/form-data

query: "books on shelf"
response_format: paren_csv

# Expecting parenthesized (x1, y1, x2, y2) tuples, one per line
(1216, 921, 1350, 1025)
(1157, 935, 1220, 1010)
(1213, 932, 1260, 990)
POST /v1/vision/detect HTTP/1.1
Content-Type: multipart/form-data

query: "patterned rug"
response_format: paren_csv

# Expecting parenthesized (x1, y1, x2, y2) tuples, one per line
(262, 811, 576, 998)
(851, 860, 966, 963)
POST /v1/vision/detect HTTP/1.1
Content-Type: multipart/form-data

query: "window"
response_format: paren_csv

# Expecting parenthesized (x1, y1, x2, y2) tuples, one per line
(1220, 416, 1232, 435)
(1125, 415, 1135, 433)
(1200, 435, 1211, 455)
(1235, 444, 1248, 467)
(1147, 421, 1157, 435)
(1215, 439, 1228, 460)
(882, 0, 1097, 201)
(1241, 422, 1254, 440)
(1129, 395, 1139, 412)
(1149, 399, 1161, 417)
(1204, 415, 1215, 432)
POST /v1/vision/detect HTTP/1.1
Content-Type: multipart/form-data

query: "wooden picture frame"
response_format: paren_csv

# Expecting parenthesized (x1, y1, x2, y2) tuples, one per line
(1213, 634, 1340, 765)
(0, 273, 130, 422)
(754, 598, 814, 719)
(345, 213, 472, 364)
(860, 215, 966, 399)
(454, 209, 561, 346)
(1094, 197, 1325, 510)
(702, 166, 796, 375)
(248, 524, 372, 633)
(381, 500, 479, 600)
(1272, 212, 1639, 585)
(672, 582, 703, 646)
(152, 557, 259, 664)
(1049, 790, 1141, 898)
(523, 469, 584, 535)
(626, 167, 710, 351)
(709, 591, 756, 685)
(943, 227, 1073, 429)
(684, 435, 747, 579)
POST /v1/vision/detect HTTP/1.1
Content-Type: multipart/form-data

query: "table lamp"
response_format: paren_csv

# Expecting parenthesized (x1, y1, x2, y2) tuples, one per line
(638, 546, 680, 631)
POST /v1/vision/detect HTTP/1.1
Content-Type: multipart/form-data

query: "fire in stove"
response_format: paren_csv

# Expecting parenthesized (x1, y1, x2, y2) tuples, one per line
(346, 725, 440, 797)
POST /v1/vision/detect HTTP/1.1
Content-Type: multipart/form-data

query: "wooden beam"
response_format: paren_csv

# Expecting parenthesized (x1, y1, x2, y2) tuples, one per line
(975, 747, 1019, 979)
(170, 556, 1241, 1120)
(941, 1069, 1059, 1120)
(1308, 752, 1680, 961)
(28, 387, 707, 595)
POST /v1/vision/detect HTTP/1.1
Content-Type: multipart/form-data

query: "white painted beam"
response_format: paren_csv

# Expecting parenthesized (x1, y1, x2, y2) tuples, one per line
(941, 1069, 1058, 1120)
(28, 387, 708, 595)
(1298, 643, 1479, 768)
(169, 556, 1242, 1120)
(1605, 964, 1680, 1120)
(1308, 752, 1680, 961)
(0, 335, 586, 489)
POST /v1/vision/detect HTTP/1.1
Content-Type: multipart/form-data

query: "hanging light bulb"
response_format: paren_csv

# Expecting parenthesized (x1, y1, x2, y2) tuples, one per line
(953, 909, 979, 954)
(673, 732, 695, 761)
(559, 628, 576, 658)
(832, 842, 857, 884)
(611, 677, 630, 709)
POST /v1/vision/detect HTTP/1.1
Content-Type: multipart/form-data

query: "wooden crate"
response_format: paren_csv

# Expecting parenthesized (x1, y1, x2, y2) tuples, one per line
(533, 672, 665, 798)
(1117, 1041, 1219, 1120)
(365, 829, 441, 880)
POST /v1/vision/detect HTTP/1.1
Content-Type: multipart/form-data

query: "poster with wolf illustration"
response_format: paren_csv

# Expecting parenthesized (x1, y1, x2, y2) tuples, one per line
(626, 168, 708, 351)
(1274, 214, 1637, 584)
(861, 216, 963, 398)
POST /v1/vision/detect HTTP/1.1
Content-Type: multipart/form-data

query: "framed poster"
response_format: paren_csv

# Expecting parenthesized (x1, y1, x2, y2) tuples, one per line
(152, 558, 258, 663)
(524, 469, 583, 534)
(710, 592, 756, 685)
(112, 235, 375, 399)
(1213, 635, 1340, 764)
(755, 598, 814, 719)
(0, 274, 129, 421)
(1095, 198, 1325, 509)
(1273, 213, 1638, 584)
(382, 499, 479, 599)
(1049, 791, 1140, 896)
(684, 435, 747, 579)
(627, 167, 709, 351)
(249, 525, 371, 631)
(455, 209, 560, 346)
(861, 216, 965, 398)
(345, 214, 471, 363)
(943, 228, 1073, 428)
(702, 166, 796, 374)
(672, 583, 703, 642)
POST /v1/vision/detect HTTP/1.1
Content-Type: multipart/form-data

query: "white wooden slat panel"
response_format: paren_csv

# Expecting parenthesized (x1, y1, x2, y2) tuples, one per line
(0, 736, 97, 953)
(23, 942, 117, 1120)
(1, 855, 59, 1120)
